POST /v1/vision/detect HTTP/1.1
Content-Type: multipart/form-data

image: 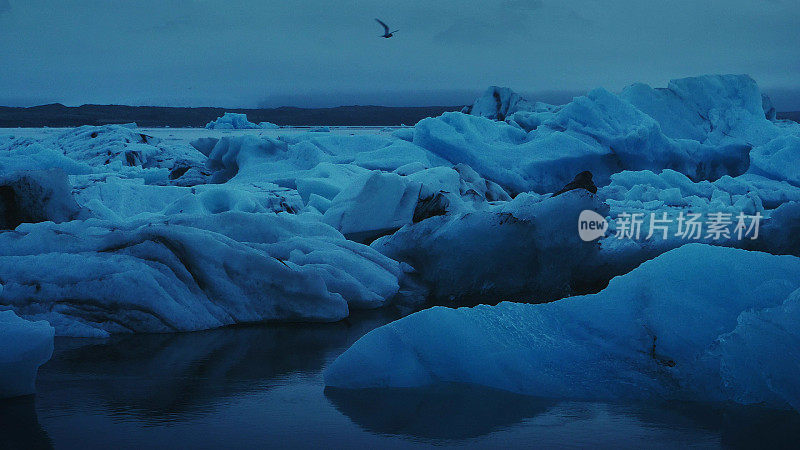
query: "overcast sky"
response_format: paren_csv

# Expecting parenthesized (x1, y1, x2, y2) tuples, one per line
(1, 0, 798, 109)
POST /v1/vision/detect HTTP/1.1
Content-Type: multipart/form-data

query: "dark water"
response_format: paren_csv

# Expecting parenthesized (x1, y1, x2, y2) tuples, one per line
(2, 310, 799, 449)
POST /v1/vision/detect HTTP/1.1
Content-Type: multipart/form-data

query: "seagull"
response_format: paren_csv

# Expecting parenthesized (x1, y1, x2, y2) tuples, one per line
(375, 18, 398, 38)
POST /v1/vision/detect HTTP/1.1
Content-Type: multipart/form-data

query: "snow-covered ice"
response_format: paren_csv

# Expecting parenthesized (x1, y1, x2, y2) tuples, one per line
(0, 310, 54, 398)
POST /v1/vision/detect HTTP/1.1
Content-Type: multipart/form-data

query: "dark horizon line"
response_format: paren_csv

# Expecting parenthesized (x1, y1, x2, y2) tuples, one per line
(5, 101, 800, 114)
(0, 102, 468, 110)
(0, 103, 465, 128)
(5, 84, 800, 111)
(1, 103, 798, 129)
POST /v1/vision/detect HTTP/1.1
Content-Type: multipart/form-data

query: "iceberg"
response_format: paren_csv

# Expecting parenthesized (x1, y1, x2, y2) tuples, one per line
(0, 212, 403, 337)
(427, 75, 778, 195)
(325, 244, 800, 411)
(1, 125, 208, 186)
(414, 88, 749, 195)
(322, 171, 421, 241)
(371, 189, 607, 304)
(2, 72, 800, 347)
(259, 121, 280, 130)
(0, 310, 54, 398)
(205, 112, 261, 130)
(748, 135, 800, 187)
(461, 86, 535, 121)
(57, 125, 205, 173)
(620, 74, 780, 146)
(73, 176, 302, 221)
(0, 169, 86, 229)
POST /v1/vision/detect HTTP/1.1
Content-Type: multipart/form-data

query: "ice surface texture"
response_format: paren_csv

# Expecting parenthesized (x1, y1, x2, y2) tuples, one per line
(2, 73, 800, 339)
(0, 212, 402, 337)
(325, 245, 800, 411)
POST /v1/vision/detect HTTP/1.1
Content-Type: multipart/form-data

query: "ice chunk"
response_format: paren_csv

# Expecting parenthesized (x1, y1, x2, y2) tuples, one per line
(713, 288, 800, 411)
(462, 86, 534, 121)
(205, 134, 410, 188)
(371, 190, 606, 304)
(206, 135, 291, 184)
(259, 121, 280, 130)
(0, 169, 85, 229)
(762, 93, 777, 121)
(326, 244, 800, 411)
(621, 74, 780, 146)
(14, 125, 210, 186)
(58, 125, 169, 168)
(748, 135, 800, 187)
(0, 310, 54, 398)
(73, 176, 301, 221)
(405, 164, 511, 220)
(391, 127, 415, 142)
(323, 171, 421, 240)
(0, 136, 93, 175)
(350, 140, 440, 172)
(0, 212, 402, 336)
(413, 111, 611, 194)
(414, 87, 749, 195)
(542, 88, 750, 181)
(205, 112, 260, 129)
(189, 137, 219, 156)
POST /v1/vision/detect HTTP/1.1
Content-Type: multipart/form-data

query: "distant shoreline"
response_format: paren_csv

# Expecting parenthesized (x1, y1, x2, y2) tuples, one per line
(1, 104, 797, 128)
(0, 104, 463, 128)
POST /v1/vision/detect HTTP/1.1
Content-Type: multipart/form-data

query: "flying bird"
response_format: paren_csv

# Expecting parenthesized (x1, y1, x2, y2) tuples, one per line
(375, 18, 398, 38)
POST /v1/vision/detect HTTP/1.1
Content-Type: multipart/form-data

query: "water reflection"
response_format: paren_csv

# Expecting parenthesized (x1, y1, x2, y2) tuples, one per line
(325, 384, 557, 440)
(37, 310, 398, 423)
(0, 395, 53, 450)
(327, 383, 800, 447)
(23, 309, 800, 448)
(634, 401, 800, 449)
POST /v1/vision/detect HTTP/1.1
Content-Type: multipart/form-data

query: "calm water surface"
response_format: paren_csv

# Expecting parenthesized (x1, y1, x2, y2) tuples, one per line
(1, 310, 798, 449)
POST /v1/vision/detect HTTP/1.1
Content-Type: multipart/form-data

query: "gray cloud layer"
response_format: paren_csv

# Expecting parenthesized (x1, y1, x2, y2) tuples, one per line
(1, 0, 798, 109)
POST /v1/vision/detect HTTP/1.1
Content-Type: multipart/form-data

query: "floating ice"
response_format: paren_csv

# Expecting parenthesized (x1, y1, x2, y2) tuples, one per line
(0, 212, 403, 337)
(461, 86, 535, 121)
(0, 310, 54, 398)
(205, 112, 261, 129)
(371, 189, 606, 304)
(325, 244, 800, 411)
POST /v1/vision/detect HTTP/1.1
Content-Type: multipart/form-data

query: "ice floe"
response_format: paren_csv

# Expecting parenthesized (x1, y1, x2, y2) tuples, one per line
(325, 244, 800, 412)
(0, 310, 54, 398)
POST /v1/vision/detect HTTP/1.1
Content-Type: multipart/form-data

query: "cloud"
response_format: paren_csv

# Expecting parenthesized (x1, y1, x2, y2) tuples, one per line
(0, 0, 798, 109)
(433, 1, 544, 44)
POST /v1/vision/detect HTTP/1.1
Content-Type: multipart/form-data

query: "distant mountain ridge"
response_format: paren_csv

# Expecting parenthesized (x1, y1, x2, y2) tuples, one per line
(0, 104, 462, 128)
(0, 103, 797, 128)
